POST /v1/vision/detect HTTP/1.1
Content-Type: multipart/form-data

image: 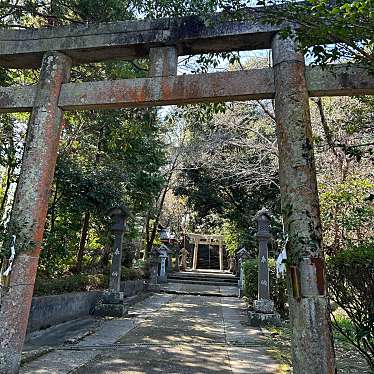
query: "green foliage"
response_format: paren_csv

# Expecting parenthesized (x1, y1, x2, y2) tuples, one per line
(222, 221, 240, 254)
(33, 266, 144, 296)
(257, 0, 374, 72)
(320, 178, 374, 254)
(174, 101, 281, 237)
(120, 266, 144, 280)
(327, 242, 374, 369)
(33, 274, 107, 296)
(242, 258, 288, 316)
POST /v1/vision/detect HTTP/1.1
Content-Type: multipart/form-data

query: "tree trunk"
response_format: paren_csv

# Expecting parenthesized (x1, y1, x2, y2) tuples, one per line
(144, 154, 179, 259)
(75, 210, 90, 273)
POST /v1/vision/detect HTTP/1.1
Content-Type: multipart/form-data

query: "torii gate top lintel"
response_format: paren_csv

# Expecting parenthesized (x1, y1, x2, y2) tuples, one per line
(0, 9, 373, 114)
(187, 233, 224, 242)
(0, 11, 279, 69)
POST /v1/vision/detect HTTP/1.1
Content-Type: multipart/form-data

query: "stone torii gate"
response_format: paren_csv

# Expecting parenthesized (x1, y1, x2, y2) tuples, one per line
(187, 233, 224, 270)
(0, 10, 373, 374)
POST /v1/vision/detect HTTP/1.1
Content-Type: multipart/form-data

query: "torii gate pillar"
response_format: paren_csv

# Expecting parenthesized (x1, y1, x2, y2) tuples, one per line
(0, 52, 71, 373)
(272, 34, 336, 373)
(192, 238, 199, 270)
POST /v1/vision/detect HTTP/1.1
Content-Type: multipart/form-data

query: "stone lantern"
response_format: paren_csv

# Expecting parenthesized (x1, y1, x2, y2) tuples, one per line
(158, 247, 168, 283)
(95, 206, 129, 317)
(248, 207, 280, 326)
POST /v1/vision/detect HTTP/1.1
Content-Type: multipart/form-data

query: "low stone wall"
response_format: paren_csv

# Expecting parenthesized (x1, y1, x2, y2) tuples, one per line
(27, 280, 145, 333)
(120, 279, 145, 296)
(27, 291, 102, 333)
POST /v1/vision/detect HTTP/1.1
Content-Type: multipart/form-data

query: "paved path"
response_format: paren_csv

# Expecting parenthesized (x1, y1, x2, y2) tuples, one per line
(21, 291, 278, 374)
(158, 282, 238, 297)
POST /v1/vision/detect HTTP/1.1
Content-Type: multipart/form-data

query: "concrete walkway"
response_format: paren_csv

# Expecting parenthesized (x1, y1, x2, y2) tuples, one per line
(21, 290, 278, 374)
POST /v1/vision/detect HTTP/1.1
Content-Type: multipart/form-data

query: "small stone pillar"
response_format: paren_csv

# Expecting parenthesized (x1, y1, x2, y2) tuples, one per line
(180, 247, 188, 270)
(95, 206, 129, 317)
(219, 241, 224, 271)
(248, 208, 279, 326)
(228, 254, 236, 273)
(148, 247, 161, 291)
(237, 248, 250, 297)
(158, 250, 168, 283)
(167, 250, 173, 274)
(192, 238, 199, 270)
(256, 207, 271, 302)
(174, 248, 180, 271)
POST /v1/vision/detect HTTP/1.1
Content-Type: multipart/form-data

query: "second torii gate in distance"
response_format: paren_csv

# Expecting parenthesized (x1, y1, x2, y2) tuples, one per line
(187, 233, 225, 271)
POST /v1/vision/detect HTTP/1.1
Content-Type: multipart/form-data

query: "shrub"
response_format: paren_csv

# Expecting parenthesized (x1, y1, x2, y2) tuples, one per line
(34, 266, 144, 296)
(120, 266, 144, 281)
(327, 242, 374, 369)
(242, 258, 288, 317)
(34, 274, 107, 296)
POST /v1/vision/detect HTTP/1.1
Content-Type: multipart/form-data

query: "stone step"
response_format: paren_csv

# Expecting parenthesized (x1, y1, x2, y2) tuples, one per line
(159, 288, 238, 297)
(165, 278, 238, 287)
(172, 271, 238, 279)
(168, 275, 238, 284)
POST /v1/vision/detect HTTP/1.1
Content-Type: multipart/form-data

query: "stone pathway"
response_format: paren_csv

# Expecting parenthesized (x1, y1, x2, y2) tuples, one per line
(158, 282, 238, 297)
(21, 290, 278, 374)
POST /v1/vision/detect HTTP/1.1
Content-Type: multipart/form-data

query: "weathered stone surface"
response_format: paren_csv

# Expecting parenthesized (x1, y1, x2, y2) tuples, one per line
(120, 279, 145, 296)
(254, 299, 274, 314)
(0, 51, 71, 374)
(94, 303, 128, 318)
(102, 291, 124, 304)
(149, 46, 178, 77)
(248, 310, 281, 327)
(0, 65, 372, 113)
(272, 34, 336, 374)
(107, 207, 128, 293)
(0, 11, 286, 68)
(27, 291, 101, 332)
(60, 68, 274, 110)
(256, 208, 271, 301)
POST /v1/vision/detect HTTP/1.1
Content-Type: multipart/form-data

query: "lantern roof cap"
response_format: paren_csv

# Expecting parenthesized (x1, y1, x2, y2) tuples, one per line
(107, 205, 130, 218)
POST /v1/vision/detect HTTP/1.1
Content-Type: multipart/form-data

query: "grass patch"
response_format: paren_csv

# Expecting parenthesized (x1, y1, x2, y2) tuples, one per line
(263, 325, 292, 373)
(262, 322, 372, 374)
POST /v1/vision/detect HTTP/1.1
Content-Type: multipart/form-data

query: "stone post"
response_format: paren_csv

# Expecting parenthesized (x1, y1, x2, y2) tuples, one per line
(148, 248, 161, 291)
(256, 208, 271, 301)
(272, 34, 336, 373)
(228, 254, 236, 273)
(167, 250, 173, 273)
(237, 248, 250, 297)
(219, 241, 224, 271)
(248, 208, 279, 325)
(180, 247, 188, 270)
(108, 207, 128, 292)
(0, 52, 71, 374)
(95, 206, 129, 317)
(158, 250, 168, 283)
(192, 238, 199, 270)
